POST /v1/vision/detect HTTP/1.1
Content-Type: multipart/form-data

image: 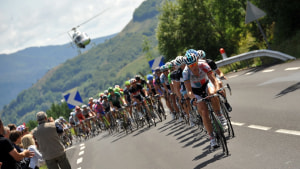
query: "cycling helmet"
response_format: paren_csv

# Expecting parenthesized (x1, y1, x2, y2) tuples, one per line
(114, 87, 120, 93)
(75, 106, 81, 110)
(135, 75, 141, 81)
(147, 74, 153, 80)
(108, 87, 114, 92)
(184, 49, 198, 65)
(154, 67, 161, 72)
(160, 65, 168, 71)
(59, 116, 64, 120)
(130, 78, 136, 84)
(175, 56, 184, 66)
(104, 90, 108, 95)
(99, 92, 104, 97)
(81, 104, 87, 109)
(197, 50, 206, 59)
(165, 62, 174, 69)
(70, 112, 75, 116)
(89, 97, 93, 101)
(93, 99, 98, 103)
(124, 81, 130, 86)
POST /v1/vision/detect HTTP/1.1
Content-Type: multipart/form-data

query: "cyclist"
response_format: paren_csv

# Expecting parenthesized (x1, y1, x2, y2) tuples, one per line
(107, 87, 126, 118)
(93, 99, 109, 128)
(153, 67, 164, 96)
(88, 97, 95, 111)
(69, 112, 79, 136)
(174, 56, 194, 126)
(82, 104, 96, 130)
(160, 64, 175, 119)
(129, 78, 155, 125)
(101, 95, 112, 124)
(183, 49, 226, 148)
(166, 61, 181, 121)
(74, 106, 87, 133)
(123, 81, 134, 120)
(197, 50, 232, 112)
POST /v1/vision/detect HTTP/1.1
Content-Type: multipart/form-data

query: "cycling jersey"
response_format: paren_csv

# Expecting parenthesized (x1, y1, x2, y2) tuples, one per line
(160, 73, 171, 90)
(82, 108, 91, 118)
(75, 110, 85, 121)
(205, 59, 218, 71)
(183, 60, 213, 97)
(147, 80, 156, 95)
(129, 84, 144, 99)
(93, 102, 105, 115)
(108, 92, 122, 108)
(101, 100, 111, 112)
(123, 87, 132, 104)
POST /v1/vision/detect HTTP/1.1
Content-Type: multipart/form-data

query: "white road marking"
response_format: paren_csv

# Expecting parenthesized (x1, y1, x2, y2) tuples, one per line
(231, 122, 245, 126)
(79, 151, 84, 156)
(285, 67, 300, 71)
(77, 168, 81, 169)
(262, 69, 274, 73)
(228, 75, 238, 78)
(275, 129, 300, 136)
(80, 146, 85, 150)
(77, 157, 83, 164)
(245, 72, 253, 75)
(80, 143, 85, 147)
(248, 125, 271, 131)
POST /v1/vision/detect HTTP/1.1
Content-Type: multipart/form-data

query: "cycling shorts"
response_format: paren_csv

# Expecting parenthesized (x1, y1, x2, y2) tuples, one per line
(193, 81, 214, 100)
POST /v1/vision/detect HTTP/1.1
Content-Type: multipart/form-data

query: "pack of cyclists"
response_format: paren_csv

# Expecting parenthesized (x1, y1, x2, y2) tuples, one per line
(60, 48, 233, 150)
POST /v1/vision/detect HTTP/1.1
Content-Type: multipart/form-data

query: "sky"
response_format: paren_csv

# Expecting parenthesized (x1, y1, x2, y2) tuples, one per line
(0, 0, 145, 54)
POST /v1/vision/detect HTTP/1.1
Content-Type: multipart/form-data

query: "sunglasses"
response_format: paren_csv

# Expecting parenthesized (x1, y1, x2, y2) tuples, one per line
(188, 62, 198, 69)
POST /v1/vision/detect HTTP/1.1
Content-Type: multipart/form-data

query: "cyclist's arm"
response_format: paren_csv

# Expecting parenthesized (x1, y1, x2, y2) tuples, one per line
(207, 71, 220, 92)
(215, 68, 227, 80)
(184, 80, 195, 100)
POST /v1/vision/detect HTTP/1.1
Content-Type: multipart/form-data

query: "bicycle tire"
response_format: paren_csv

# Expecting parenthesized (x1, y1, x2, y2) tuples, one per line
(220, 101, 235, 138)
(211, 111, 229, 155)
(157, 101, 166, 120)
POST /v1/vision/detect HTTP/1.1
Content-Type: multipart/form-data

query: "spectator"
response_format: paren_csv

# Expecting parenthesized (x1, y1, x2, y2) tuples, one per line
(0, 117, 34, 169)
(3, 126, 10, 139)
(32, 111, 71, 169)
(7, 124, 16, 131)
(22, 134, 44, 169)
(9, 130, 23, 153)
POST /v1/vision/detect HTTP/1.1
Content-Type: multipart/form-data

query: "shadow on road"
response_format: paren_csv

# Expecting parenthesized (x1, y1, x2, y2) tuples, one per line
(193, 151, 229, 169)
(275, 81, 300, 98)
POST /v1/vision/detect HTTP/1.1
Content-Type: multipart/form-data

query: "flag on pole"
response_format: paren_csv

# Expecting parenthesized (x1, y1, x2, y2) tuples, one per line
(64, 90, 83, 109)
(148, 56, 165, 72)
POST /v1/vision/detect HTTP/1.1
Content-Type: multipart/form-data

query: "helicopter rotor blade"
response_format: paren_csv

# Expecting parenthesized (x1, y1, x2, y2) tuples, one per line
(76, 8, 109, 29)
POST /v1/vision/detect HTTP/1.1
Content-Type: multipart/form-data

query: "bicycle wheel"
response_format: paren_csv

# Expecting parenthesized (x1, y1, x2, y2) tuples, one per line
(157, 101, 166, 119)
(211, 111, 229, 155)
(220, 101, 235, 138)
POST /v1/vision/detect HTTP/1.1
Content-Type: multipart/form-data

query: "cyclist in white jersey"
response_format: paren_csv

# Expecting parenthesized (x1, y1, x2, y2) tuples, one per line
(183, 49, 226, 148)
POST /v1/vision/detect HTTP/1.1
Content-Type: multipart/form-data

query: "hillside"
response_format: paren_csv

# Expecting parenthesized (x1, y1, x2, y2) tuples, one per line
(0, 34, 116, 110)
(0, 0, 163, 125)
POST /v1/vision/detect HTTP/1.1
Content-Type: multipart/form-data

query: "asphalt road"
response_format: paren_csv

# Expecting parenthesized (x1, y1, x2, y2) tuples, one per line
(66, 59, 300, 169)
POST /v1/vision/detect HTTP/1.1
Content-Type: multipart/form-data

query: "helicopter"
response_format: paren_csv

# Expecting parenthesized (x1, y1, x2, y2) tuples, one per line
(66, 9, 108, 53)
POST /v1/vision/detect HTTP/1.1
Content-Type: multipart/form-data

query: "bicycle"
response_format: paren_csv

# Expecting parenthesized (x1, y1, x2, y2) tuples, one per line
(114, 107, 133, 134)
(196, 94, 229, 155)
(152, 94, 166, 121)
(216, 84, 235, 138)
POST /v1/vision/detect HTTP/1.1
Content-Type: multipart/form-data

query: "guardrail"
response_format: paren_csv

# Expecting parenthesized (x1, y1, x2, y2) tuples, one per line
(216, 49, 296, 67)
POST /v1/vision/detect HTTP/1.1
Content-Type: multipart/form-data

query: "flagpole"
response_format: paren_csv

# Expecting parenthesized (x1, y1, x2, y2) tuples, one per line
(255, 20, 271, 49)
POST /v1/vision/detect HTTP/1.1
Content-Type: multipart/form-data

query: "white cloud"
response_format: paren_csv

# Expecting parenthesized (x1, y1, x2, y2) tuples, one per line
(0, 0, 144, 54)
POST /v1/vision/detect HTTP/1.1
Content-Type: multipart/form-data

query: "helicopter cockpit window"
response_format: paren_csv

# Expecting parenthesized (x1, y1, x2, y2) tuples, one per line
(75, 35, 83, 43)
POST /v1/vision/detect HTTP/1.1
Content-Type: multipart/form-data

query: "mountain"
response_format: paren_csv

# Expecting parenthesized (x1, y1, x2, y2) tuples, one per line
(0, 0, 162, 125)
(0, 34, 116, 110)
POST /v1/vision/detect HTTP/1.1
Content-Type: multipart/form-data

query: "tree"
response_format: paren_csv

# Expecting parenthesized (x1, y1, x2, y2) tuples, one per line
(157, 0, 246, 61)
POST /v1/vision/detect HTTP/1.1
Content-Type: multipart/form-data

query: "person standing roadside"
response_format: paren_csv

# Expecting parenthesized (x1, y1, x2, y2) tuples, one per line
(32, 111, 71, 169)
(0, 118, 34, 169)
